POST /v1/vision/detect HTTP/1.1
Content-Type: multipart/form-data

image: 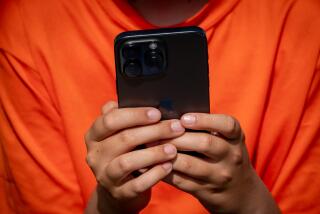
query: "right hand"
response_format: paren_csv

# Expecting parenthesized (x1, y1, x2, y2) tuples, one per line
(84, 101, 185, 213)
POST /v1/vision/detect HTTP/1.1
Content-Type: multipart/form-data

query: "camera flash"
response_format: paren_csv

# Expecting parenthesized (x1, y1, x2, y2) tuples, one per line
(149, 42, 158, 50)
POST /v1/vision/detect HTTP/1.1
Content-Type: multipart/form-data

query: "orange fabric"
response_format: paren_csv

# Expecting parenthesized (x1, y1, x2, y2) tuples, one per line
(0, 0, 319, 213)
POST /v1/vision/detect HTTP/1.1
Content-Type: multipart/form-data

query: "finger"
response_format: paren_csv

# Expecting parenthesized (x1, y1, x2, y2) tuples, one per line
(138, 168, 148, 173)
(173, 153, 234, 186)
(181, 113, 242, 140)
(101, 101, 118, 114)
(106, 144, 177, 181)
(105, 119, 184, 155)
(116, 162, 173, 198)
(172, 153, 213, 182)
(163, 172, 208, 194)
(163, 132, 229, 160)
(86, 107, 161, 142)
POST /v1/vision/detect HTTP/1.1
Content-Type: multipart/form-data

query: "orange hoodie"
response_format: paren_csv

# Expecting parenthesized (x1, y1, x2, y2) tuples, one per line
(0, 0, 319, 213)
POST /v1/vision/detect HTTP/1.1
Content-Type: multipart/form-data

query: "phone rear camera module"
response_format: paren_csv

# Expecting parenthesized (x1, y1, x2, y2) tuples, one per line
(123, 60, 142, 78)
(120, 39, 166, 77)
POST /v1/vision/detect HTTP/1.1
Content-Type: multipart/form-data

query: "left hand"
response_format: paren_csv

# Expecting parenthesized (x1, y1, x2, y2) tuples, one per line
(163, 113, 280, 214)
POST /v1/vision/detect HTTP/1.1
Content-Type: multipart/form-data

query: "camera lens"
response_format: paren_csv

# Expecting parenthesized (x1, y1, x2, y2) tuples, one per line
(144, 49, 164, 67)
(123, 60, 142, 77)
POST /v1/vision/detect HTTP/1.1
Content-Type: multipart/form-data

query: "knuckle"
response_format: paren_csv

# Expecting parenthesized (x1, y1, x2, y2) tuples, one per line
(200, 135, 213, 152)
(231, 149, 243, 165)
(85, 153, 96, 168)
(101, 103, 113, 114)
(96, 172, 107, 186)
(119, 130, 135, 144)
(103, 114, 114, 130)
(109, 188, 122, 200)
(218, 170, 233, 186)
(215, 141, 229, 156)
(181, 158, 193, 172)
(131, 180, 144, 194)
(118, 156, 132, 173)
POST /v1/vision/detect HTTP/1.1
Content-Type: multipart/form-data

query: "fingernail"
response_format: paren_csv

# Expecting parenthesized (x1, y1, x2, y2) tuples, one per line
(182, 114, 196, 124)
(164, 144, 177, 155)
(147, 109, 160, 120)
(162, 162, 172, 171)
(171, 121, 184, 132)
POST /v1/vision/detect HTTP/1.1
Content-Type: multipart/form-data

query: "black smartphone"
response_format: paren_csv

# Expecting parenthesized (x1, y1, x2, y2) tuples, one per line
(114, 26, 210, 120)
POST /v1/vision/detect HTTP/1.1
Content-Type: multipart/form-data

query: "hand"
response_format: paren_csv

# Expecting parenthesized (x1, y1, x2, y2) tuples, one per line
(84, 101, 185, 213)
(163, 113, 280, 214)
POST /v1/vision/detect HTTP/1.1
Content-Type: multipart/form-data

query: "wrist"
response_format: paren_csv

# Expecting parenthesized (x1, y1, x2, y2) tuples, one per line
(239, 169, 281, 214)
(85, 184, 140, 214)
(85, 184, 117, 214)
(96, 184, 120, 214)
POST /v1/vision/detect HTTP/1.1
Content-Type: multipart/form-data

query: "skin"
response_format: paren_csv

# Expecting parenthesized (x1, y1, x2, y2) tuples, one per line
(129, 0, 209, 26)
(162, 114, 280, 213)
(85, 1, 280, 213)
(85, 102, 184, 213)
(85, 102, 280, 213)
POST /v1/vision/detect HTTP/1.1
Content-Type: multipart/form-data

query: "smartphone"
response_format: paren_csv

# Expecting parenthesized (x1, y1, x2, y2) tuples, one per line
(114, 26, 210, 120)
